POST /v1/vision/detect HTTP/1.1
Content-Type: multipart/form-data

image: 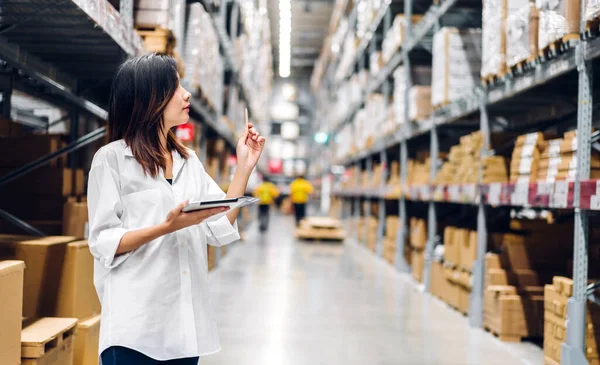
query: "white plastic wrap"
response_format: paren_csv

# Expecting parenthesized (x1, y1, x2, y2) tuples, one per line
(586, 0, 600, 21)
(409, 87, 432, 122)
(537, 0, 579, 50)
(506, 4, 536, 67)
(183, 4, 222, 111)
(431, 27, 482, 107)
(393, 66, 407, 124)
(481, 0, 504, 78)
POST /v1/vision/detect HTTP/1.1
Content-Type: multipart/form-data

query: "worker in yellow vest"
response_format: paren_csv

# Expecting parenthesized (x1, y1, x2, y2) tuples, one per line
(253, 178, 280, 232)
(289, 175, 314, 226)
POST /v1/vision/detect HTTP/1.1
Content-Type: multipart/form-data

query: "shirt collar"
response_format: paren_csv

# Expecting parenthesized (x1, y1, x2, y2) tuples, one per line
(121, 140, 188, 180)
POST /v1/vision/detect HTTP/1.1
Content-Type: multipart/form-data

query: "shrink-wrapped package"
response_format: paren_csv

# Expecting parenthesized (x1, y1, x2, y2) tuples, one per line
(431, 27, 482, 107)
(506, 3, 539, 67)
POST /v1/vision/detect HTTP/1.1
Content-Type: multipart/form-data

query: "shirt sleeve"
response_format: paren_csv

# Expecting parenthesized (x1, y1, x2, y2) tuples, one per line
(87, 150, 131, 269)
(199, 169, 240, 247)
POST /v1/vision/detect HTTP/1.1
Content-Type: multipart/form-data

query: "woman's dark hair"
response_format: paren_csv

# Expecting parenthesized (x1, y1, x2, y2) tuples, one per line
(109, 53, 189, 177)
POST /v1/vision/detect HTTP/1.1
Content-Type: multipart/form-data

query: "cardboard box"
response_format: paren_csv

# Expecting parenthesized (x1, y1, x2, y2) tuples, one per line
(0, 168, 73, 196)
(73, 315, 100, 365)
(74, 170, 85, 196)
(0, 134, 67, 168)
(412, 249, 425, 283)
(0, 235, 77, 318)
(0, 260, 25, 365)
(56, 241, 100, 319)
(385, 216, 399, 239)
(21, 318, 77, 365)
(62, 202, 88, 239)
(410, 218, 427, 249)
(460, 230, 477, 272)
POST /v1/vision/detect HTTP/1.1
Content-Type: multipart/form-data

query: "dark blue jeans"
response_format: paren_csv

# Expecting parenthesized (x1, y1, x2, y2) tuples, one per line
(101, 346, 199, 365)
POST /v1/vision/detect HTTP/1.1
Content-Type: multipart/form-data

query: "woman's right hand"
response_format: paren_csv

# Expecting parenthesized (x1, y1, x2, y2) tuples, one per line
(163, 200, 230, 233)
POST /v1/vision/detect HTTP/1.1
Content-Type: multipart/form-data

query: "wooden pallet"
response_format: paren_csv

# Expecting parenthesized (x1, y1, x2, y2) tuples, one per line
(136, 27, 175, 54)
(481, 73, 504, 88)
(509, 55, 537, 76)
(295, 229, 345, 241)
(295, 217, 346, 241)
(21, 318, 77, 359)
(539, 33, 579, 60)
(584, 18, 600, 40)
(483, 324, 523, 342)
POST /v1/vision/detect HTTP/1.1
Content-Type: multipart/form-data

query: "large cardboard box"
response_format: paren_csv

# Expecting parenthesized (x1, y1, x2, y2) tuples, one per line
(62, 202, 88, 239)
(0, 134, 67, 168)
(460, 230, 477, 272)
(0, 260, 25, 365)
(0, 235, 77, 318)
(0, 168, 73, 196)
(21, 318, 77, 365)
(73, 316, 100, 365)
(411, 249, 425, 283)
(56, 241, 100, 319)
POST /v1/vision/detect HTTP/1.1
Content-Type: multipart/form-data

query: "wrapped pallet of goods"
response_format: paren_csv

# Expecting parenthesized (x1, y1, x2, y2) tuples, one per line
(365, 94, 387, 143)
(183, 3, 223, 114)
(431, 27, 482, 108)
(505, 3, 539, 72)
(381, 15, 424, 63)
(393, 66, 433, 124)
(481, 0, 513, 82)
(537, 0, 580, 56)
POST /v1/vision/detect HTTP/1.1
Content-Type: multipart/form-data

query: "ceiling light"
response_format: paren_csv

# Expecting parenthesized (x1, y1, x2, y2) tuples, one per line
(278, 0, 291, 78)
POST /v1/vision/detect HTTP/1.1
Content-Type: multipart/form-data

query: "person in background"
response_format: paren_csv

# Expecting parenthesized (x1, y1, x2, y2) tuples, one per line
(289, 175, 314, 226)
(253, 177, 280, 232)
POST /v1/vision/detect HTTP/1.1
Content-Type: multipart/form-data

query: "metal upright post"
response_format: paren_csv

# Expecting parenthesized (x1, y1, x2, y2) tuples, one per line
(365, 157, 373, 245)
(377, 149, 388, 257)
(69, 89, 80, 170)
(120, 0, 134, 30)
(469, 88, 490, 327)
(230, 1, 240, 38)
(423, 120, 438, 292)
(562, 31, 593, 365)
(396, 0, 413, 273)
(354, 162, 362, 240)
(0, 72, 13, 119)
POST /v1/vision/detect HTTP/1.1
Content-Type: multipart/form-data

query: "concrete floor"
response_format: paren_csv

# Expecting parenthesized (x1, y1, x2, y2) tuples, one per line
(204, 214, 544, 365)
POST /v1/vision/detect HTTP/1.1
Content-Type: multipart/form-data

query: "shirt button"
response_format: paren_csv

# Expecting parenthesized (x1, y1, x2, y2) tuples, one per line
(183, 271, 188, 275)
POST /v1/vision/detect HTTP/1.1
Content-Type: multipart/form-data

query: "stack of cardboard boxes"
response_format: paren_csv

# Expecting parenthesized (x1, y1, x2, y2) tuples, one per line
(407, 158, 430, 187)
(435, 131, 483, 184)
(0, 134, 85, 236)
(544, 277, 600, 365)
(439, 227, 477, 314)
(482, 156, 509, 183)
(537, 130, 600, 182)
(431, 27, 482, 108)
(386, 162, 402, 199)
(483, 219, 574, 341)
(0, 235, 101, 365)
(383, 216, 399, 264)
(409, 218, 427, 282)
(510, 132, 545, 183)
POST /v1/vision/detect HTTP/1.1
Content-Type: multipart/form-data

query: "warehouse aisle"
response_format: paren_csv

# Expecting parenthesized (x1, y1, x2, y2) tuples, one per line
(205, 215, 543, 365)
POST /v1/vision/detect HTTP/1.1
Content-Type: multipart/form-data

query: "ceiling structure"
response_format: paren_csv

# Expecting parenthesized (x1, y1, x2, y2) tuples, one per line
(268, 0, 334, 77)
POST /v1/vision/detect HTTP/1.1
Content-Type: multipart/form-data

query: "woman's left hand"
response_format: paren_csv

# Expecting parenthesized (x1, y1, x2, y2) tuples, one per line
(236, 122, 266, 173)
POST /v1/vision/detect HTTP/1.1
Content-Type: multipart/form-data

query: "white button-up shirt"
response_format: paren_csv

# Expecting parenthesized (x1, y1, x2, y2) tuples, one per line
(87, 140, 239, 361)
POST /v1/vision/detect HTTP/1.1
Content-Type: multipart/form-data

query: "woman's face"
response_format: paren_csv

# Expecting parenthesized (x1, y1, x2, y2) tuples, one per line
(163, 81, 192, 129)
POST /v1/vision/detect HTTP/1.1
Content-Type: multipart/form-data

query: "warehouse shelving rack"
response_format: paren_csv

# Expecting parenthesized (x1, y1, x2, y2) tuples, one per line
(317, 0, 597, 362)
(0, 0, 268, 265)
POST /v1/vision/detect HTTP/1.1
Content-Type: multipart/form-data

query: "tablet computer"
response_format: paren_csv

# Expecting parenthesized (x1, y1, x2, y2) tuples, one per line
(182, 198, 239, 212)
(182, 196, 260, 222)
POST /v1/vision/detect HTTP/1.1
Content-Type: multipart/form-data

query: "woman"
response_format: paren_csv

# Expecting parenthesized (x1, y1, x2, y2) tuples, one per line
(87, 54, 265, 364)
